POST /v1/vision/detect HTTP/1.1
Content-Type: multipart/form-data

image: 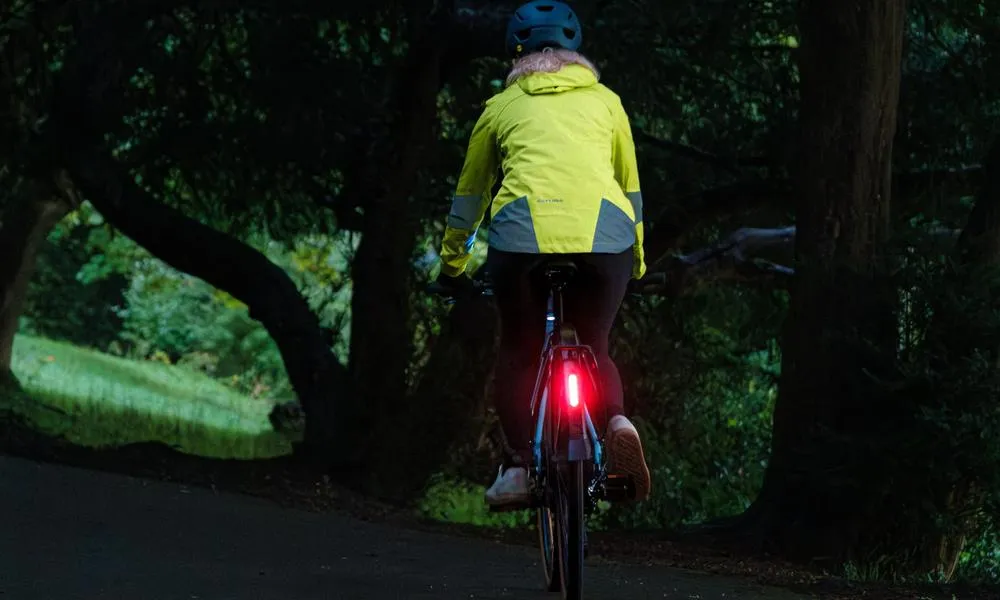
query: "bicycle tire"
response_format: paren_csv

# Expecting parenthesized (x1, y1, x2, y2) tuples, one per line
(557, 460, 586, 600)
(537, 503, 561, 591)
(536, 380, 563, 593)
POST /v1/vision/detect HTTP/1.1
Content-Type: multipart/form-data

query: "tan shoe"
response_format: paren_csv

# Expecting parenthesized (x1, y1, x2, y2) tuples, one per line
(605, 415, 652, 501)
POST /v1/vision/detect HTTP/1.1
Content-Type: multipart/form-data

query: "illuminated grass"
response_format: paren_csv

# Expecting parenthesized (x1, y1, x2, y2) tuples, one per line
(4, 335, 293, 459)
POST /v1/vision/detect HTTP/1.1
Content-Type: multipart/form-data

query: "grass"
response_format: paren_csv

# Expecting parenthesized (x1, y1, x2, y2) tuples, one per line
(6, 334, 595, 533)
(416, 473, 617, 531)
(417, 473, 535, 528)
(4, 334, 294, 459)
(3, 334, 507, 527)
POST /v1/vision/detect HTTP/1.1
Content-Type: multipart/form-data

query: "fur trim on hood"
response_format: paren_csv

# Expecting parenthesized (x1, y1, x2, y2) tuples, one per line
(505, 49, 600, 87)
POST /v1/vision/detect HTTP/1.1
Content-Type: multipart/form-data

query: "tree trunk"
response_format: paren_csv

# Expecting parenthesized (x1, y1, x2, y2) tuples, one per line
(737, 0, 907, 565)
(0, 193, 71, 371)
(347, 24, 447, 476)
(374, 296, 499, 499)
(62, 151, 350, 457)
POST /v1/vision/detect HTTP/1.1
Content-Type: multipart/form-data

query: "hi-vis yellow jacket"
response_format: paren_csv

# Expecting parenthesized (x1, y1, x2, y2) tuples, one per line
(439, 63, 646, 280)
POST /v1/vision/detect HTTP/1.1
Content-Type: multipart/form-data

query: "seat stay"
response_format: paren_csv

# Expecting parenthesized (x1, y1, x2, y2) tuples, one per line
(528, 333, 556, 417)
(531, 299, 602, 467)
(530, 344, 556, 472)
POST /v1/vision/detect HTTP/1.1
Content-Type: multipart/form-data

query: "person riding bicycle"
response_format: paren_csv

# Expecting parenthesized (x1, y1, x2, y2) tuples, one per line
(435, 0, 652, 507)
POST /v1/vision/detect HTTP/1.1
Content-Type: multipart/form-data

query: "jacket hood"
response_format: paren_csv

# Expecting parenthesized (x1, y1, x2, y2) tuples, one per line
(516, 64, 599, 95)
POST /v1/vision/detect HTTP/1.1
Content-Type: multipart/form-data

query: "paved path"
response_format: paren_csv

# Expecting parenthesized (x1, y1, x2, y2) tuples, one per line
(0, 455, 807, 599)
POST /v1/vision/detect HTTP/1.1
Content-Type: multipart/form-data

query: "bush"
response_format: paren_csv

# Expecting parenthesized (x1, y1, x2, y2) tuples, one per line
(598, 285, 783, 530)
(880, 229, 1000, 581)
(22, 213, 128, 350)
(26, 209, 355, 401)
(115, 265, 291, 399)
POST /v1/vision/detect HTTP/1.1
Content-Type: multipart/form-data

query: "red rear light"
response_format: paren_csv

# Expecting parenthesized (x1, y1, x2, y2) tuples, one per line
(560, 359, 587, 410)
(554, 352, 595, 412)
(566, 372, 581, 408)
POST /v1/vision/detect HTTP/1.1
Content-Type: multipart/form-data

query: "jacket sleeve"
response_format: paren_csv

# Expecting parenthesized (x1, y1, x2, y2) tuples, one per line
(439, 107, 499, 277)
(610, 98, 646, 280)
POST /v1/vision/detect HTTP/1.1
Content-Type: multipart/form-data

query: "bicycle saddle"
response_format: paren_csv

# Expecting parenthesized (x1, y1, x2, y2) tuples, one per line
(538, 258, 578, 276)
(536, 258, 578, 287)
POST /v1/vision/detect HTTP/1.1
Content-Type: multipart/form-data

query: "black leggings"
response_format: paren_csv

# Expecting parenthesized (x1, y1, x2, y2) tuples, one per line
(486, 248, 633, 464)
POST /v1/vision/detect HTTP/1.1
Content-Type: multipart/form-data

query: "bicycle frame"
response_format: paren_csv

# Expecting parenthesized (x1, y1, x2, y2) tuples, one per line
(425, 264, 643, 505)
(429, 264, 660, 598)
(528, 275, 604, 476)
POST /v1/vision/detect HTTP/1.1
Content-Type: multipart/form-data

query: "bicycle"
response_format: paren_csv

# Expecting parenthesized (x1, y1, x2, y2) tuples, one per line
(429, 261, 666, 599)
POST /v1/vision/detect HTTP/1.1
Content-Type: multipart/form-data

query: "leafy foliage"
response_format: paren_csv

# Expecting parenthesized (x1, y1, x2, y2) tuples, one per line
(22, 208, 128, 349)
(5, 0, 1000, 584)
(25, 202, 354, 400)
(597, 285, 785, 529)
(876, 228, 1000, 580)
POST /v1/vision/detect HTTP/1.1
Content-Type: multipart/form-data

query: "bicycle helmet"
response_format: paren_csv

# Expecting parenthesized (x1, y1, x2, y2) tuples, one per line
(505, 1, 582, 58)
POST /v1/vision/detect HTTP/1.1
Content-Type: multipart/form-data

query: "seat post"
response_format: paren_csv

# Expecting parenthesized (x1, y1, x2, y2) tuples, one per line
(547, 272, 569, 329)
(542, 262, 576, 330)
(550, 281, 565, 329)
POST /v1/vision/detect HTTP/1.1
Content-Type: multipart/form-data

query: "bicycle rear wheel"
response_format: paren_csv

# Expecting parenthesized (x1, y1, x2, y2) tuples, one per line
(537, 503, 561, 591)
(556, 460, 586, 600)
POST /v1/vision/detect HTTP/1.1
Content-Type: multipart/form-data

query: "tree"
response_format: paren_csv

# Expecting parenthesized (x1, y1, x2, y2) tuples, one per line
(733, 0, 909, 565)
(344, 5, 453, 474)
(0, 187, 72, 371)
(7, 0, 1000, 540)
(30, 2, 354, 456)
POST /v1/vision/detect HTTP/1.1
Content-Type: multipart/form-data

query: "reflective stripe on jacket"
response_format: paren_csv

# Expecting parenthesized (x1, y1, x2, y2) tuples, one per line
(439, 63, 646, 279)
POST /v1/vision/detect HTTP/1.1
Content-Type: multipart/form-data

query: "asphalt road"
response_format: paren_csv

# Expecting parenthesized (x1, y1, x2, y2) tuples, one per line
(0, 455, 807, 599)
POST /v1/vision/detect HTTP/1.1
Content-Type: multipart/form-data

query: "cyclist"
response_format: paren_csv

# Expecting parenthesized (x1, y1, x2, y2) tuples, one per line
(434, 0, 652, 507)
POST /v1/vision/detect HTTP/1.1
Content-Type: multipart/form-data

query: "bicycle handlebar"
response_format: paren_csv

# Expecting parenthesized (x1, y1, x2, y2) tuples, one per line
(626, 271, 668, 296)
(425, 279, 493, 298)
(426, 272, 668, 298)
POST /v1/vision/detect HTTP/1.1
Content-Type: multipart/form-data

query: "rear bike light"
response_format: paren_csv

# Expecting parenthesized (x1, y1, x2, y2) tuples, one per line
(566, 372, 581, 408)
(554, 353, 595, 413)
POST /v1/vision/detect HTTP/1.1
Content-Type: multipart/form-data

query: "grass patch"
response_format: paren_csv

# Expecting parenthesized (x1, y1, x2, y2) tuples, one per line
(5, 334, 293, 459)
(5, 335, 595, 533)
(416, 473, 616, 531)
(417, 474, 535, 528)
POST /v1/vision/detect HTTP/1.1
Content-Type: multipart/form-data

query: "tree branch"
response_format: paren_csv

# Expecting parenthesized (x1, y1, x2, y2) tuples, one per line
(660, 226, 796, 294)
(61, 147, 351, 454)
(637, 130, 771, 174)
(654, 223, 966, 295)
(643, 163, 983, 267)
(644, 180, 792, 264)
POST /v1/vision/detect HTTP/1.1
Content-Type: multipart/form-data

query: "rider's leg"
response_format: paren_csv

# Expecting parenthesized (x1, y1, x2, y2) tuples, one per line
(565, 249, 652, 501)
(564, 250, 631, 424)
(482, 249, 547, 505)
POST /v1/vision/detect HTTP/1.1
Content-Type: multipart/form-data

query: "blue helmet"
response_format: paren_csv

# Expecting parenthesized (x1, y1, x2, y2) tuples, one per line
(505, 1, 582, 58)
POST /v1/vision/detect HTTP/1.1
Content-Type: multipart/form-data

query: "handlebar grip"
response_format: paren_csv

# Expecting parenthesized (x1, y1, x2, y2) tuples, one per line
(627, 272, 668, 295)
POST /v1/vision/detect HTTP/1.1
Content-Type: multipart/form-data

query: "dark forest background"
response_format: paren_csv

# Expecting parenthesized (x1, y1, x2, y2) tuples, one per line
(3, 0, 999, 585)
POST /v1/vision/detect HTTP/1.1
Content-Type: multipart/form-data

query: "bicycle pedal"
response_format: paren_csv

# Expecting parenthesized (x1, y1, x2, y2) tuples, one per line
(602, 473, 636, 502)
